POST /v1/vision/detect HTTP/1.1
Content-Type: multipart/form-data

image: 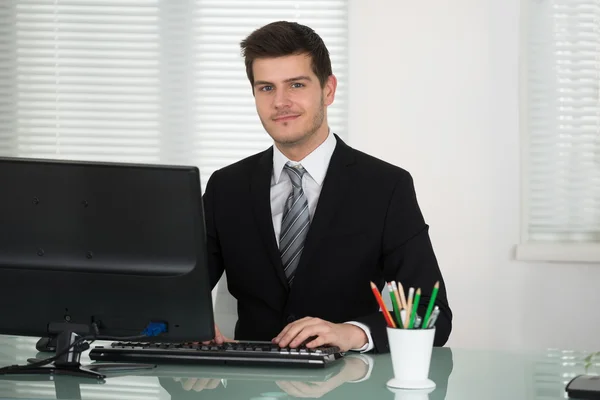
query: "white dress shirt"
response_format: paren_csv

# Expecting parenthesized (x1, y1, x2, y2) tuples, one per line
(270, 130, 374, 353)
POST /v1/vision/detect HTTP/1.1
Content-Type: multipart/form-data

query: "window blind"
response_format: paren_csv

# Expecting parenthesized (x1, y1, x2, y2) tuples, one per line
(0, 0, 348, 190)
(524, 0, 600, 243)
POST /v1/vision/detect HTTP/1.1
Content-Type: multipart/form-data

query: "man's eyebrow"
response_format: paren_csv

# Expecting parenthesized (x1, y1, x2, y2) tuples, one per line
(253, 76, 312, 87)
(253, 80, 273, 87)
(283, 75, 312, 83)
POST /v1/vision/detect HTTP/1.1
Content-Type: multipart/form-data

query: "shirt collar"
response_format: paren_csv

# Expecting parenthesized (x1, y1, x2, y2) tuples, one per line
(273, 130, 337, 186)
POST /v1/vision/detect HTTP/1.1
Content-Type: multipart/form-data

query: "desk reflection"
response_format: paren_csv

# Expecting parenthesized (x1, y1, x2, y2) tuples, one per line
(159, 353, 363, 399)
(158, 348, 453, 400)
(0, 334, 454, 400)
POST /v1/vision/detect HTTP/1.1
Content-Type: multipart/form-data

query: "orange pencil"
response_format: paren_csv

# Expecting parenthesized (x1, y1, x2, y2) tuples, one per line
(370, 282, 396, 328)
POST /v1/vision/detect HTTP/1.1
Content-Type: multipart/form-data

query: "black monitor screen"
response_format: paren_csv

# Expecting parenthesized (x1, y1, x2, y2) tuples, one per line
(0, 157, 214, 343)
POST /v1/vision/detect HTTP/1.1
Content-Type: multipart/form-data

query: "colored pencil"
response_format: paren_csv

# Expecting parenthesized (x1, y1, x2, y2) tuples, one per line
(422, 281, 439, 329)
(408, 288, 421, 329)
(404, 287, 414, 328)
(396, 281, 408, 310)
(370, 282, 396, 328)
(387, 282, 404, 328)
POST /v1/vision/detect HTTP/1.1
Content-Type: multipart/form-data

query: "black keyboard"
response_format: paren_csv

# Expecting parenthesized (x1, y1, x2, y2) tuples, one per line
(88, 341, 344, 368)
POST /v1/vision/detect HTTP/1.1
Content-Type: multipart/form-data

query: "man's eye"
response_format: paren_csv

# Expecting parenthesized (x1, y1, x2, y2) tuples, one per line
(291, 83, 304, 88)
(260, 86, 273, 92)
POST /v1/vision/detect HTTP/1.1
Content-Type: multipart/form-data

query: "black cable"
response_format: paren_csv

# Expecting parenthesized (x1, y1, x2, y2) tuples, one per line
(0, 323, 156, 375)
(0, 335, 89, 373)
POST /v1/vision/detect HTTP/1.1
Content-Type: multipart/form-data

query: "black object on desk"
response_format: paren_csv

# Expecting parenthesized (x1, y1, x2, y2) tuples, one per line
(89, 340, 344, 368)
(35, 336, 57, 353)
(0, 157, 215, 379)
(566, 375, 600, 399)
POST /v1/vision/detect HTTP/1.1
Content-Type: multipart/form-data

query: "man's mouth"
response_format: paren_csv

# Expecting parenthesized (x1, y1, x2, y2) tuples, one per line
(273, 114, 300, 122)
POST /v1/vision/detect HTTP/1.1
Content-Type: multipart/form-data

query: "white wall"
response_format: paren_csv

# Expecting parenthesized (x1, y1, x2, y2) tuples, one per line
(347, 0, 600, 352)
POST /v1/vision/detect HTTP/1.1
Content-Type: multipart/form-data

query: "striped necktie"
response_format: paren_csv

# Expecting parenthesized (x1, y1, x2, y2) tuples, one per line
(279, 162, 310, 285)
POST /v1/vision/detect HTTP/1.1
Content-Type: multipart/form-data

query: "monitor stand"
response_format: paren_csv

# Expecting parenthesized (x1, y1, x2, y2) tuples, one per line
(2, 323, 156, 379)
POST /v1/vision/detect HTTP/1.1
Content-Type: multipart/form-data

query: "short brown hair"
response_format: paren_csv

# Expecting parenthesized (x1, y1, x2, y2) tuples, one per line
(240, 21, 332, 89)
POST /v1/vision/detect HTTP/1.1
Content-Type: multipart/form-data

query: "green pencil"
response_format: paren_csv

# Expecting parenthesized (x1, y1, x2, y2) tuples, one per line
(408, 288, 421, 329)
(422, 281, 439, 329)
(387, 282, 404, 328)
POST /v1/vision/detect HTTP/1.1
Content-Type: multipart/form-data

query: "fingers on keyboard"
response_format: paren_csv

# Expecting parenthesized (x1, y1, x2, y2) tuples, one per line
(298, 335, 319, 347)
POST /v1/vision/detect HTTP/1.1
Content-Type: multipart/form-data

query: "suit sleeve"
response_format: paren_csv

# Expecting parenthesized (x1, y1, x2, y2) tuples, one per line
(354, 172, 452, 353)
(203, 171, 225, 290)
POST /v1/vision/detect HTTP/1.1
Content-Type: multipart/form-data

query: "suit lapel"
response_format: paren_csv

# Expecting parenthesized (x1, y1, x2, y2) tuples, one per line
(250, 148, 289, 290)
(294, 137, 356, 279)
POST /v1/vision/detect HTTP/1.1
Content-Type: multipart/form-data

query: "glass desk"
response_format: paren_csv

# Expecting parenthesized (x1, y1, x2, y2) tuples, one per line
(0, 335, 596, 399)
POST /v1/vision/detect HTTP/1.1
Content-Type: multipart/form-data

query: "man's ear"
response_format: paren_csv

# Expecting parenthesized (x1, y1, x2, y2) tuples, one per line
(324, 74, 337, 106)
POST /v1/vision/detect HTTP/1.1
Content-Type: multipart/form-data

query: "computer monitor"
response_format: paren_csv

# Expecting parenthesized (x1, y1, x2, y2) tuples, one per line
(0, 156, 215, 378)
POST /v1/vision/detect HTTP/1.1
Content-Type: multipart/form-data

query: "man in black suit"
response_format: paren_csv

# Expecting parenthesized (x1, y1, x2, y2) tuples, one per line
(203, 21, 452, 353)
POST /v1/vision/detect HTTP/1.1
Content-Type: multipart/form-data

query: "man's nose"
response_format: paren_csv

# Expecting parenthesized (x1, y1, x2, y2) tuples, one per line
(273, 89, 292, 109)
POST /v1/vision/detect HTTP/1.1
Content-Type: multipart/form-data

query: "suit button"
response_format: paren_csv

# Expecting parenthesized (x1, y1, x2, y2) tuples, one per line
(286, 314, 296, 323)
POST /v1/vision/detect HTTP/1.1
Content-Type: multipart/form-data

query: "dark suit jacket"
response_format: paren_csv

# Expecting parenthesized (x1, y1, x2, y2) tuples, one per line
(203, 135, 452, 353)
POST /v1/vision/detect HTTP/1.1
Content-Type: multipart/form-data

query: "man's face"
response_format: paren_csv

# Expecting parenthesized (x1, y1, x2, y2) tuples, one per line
(252, 53, 336, 148)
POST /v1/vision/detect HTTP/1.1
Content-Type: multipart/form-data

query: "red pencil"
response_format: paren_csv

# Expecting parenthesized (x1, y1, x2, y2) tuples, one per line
(370, 282, 396, 328)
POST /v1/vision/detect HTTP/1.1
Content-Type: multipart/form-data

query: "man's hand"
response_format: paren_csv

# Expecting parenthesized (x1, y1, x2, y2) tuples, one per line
(275, 355, 370, 398)
(272, 317, 367, 352)
(173, 377, 220, 392)
(202, 324, 235, 345)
